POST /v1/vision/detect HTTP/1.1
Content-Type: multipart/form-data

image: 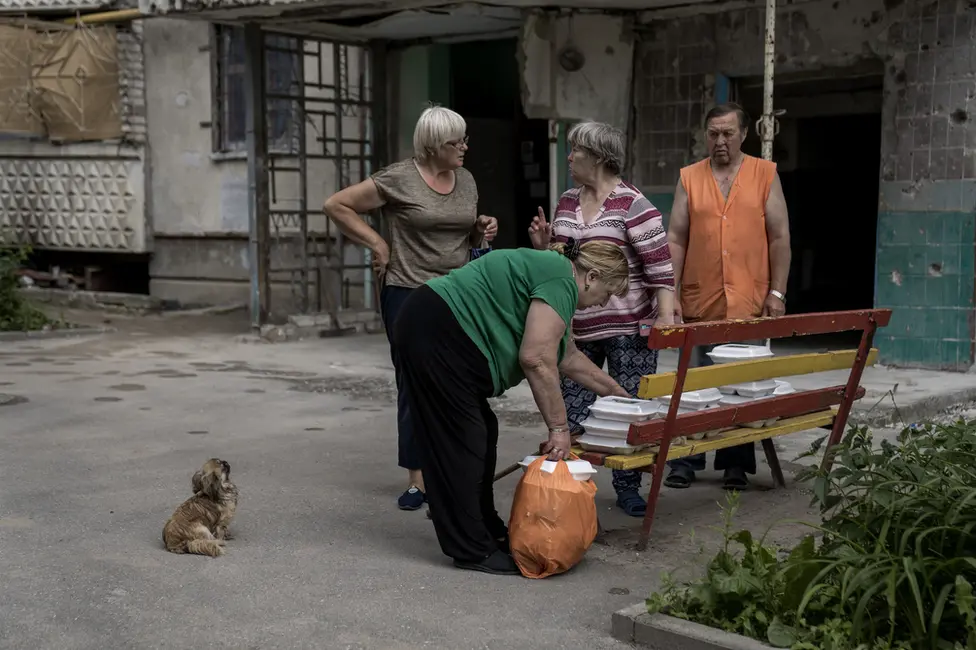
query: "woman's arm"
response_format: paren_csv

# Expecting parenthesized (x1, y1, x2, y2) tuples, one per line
(558, 345, 629, 398)
(625, 193, 676, 325)
(520, 301, 627, 459)
(519, 299, 571, 435)
(323, 179, 390, 273)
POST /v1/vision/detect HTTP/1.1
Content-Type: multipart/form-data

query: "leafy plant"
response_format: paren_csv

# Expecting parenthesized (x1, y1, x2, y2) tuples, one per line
(0, 246, 51, 332)
(647, 421, 976, 650)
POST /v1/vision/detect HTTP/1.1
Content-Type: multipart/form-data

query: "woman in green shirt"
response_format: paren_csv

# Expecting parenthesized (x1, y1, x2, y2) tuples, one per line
(393, 238, 632, 575)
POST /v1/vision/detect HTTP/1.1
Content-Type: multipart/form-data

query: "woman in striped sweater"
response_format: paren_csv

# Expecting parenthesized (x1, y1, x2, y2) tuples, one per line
(528, 121, 676, 517)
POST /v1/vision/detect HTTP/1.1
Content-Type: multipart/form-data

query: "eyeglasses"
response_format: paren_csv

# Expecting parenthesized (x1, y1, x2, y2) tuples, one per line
(446, 136, 469, 150)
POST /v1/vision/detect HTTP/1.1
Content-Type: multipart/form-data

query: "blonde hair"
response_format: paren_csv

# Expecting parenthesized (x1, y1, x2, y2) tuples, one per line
(413, 105, 466, 162)
(549, 240, 630, 297)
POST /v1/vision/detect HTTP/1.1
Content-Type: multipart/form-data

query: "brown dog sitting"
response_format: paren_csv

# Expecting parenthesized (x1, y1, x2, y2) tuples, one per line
(163, 458, 238, 557)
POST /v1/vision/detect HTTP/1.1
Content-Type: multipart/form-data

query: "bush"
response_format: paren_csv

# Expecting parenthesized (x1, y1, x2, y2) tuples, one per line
(646, 422, 976, 650)
(0, 247, 51, 332)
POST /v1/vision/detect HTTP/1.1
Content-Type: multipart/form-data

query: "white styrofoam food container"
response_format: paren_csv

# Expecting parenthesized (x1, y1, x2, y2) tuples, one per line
(657, 388, 723, 411)
(718, 380, 797, 428)
(576, 434, 641, 455)
(707, 344, 774, 364)
(580, 415, 631, 439)
(519, 455, 598, 481)
(588, 396, 661, 422)
(773, 380, 795, 395)
(718, 379, 778, 397)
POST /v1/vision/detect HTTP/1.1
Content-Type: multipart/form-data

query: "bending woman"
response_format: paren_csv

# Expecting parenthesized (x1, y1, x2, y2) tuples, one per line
(324, 106, 497, 511)
(393, 239, 631, 575)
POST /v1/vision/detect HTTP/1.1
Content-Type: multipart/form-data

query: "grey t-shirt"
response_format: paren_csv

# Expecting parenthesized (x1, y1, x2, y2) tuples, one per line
(371, 159, 479, 289)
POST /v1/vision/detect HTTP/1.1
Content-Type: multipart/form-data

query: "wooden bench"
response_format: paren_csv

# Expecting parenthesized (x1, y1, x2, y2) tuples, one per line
(571, 308, 892, 550)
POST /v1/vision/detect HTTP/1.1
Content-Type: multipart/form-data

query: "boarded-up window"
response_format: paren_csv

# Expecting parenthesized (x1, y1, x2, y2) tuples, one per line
(0, 22, 122, 143)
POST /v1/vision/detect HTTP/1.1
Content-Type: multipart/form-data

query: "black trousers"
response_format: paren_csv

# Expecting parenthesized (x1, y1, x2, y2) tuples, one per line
(379, 284, 421, 471)
(392, 285, 508, 562)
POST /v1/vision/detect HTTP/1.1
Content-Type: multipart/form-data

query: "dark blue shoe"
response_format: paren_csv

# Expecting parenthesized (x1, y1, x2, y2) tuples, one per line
(615, 490, 647, 517)
(398, 486, 426, 511)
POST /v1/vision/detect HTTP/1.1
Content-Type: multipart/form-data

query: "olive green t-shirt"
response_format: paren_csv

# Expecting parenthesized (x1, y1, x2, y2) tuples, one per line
(371, 159, 479, 289)
(427, 248, 579, 396)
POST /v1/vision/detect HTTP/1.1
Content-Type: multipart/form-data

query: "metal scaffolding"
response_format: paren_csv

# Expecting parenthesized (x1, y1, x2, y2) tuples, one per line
(242, 27, 385, 328)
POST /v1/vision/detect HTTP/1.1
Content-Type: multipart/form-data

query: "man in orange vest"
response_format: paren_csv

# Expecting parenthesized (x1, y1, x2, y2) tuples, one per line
(665, 102, 791, 491)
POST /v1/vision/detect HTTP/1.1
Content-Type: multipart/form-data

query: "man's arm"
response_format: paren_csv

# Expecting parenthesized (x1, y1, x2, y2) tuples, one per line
(763, 173, 791, 317)
(666, 179, 690, 322)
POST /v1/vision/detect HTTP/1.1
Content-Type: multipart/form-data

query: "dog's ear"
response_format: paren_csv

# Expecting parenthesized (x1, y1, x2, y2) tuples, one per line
(191, 470, 204, 494)
(199, 470, 221, 499)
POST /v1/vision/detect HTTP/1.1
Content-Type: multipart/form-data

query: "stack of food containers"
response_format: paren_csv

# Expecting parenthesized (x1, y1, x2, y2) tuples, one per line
(577, 396, 660, 455)
(656, 388, 724, 439)
(708, 343, 795, 428)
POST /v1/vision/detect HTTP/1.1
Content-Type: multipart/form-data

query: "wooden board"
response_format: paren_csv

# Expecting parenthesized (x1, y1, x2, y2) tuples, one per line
(575, 409, 836, 471)
(642, 309, 892, 349)
(637, 348, 878, 399)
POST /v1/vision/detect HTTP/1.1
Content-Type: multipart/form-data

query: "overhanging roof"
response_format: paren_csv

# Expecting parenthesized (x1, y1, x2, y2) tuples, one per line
(136, 0, 732, 40)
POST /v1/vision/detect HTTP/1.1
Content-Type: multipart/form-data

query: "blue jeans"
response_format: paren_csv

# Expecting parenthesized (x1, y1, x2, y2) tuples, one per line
(380, 285, 422, 471)
(666, 343, 757, 475)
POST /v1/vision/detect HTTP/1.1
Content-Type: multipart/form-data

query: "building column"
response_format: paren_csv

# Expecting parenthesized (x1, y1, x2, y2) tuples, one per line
(877, 0, 976, 370)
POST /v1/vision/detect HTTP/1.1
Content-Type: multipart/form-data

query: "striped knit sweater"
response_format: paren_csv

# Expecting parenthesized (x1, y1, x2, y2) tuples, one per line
(551, 182, 675, 342)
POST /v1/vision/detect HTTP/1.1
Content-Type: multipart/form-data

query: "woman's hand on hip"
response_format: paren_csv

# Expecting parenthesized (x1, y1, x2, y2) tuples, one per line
(542, 428, 572, 461)
(371, 240, 391, 282)
(527, 207, 551, 250)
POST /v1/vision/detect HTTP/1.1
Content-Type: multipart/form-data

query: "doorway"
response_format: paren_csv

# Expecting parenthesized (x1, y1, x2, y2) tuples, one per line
(736, 69, 883, 349)
(448, 38, 550, 250)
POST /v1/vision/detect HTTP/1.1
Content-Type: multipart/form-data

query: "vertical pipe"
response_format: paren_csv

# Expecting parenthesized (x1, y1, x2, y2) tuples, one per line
(244, 23, 269, 329)
(760, 0, 776, 161)
(297, 36, 309, 314)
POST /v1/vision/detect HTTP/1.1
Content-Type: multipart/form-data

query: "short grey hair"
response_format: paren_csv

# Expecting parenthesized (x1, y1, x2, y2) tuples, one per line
(567, 121, 626, 175)
(413, 105, 466, 162)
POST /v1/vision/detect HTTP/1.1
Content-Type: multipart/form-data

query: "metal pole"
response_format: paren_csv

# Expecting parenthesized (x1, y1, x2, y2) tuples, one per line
(244, 23, 270, 328)
(760, 0, 776, 160)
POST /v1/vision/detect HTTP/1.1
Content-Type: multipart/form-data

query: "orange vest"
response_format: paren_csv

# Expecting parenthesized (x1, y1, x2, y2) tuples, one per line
(678, 155, 776, 322)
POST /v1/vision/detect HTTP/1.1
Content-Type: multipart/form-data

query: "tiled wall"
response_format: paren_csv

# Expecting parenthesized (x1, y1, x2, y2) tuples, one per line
(632, 16, 715, 189)
(877, 0, 976, 370)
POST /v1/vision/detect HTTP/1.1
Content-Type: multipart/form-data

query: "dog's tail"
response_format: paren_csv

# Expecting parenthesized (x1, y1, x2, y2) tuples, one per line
(183, 539, 225, 557)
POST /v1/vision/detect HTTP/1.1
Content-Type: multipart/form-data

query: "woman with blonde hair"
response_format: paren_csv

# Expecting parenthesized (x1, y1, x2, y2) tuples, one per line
(392, 239, 631, 575)
(324, 105, 498, 512)
(528, 120, 675, 518)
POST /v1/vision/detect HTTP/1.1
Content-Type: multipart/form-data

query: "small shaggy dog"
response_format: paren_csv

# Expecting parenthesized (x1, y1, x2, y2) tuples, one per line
(163, 458, 238, 557)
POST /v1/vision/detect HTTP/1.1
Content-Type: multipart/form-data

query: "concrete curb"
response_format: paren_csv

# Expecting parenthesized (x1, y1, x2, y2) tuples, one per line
(0, 326, 115, 342)
(849, 387, 976, 428)
(612, 604, 773, 649)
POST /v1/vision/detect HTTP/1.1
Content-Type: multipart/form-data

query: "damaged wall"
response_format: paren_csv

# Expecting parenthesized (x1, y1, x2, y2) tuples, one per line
(0, 21, 148, 253)
(519, 12, 634, 130)
(875, 0, 976, 370)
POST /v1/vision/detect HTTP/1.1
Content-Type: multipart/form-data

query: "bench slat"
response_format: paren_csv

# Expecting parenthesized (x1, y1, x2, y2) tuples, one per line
(642, 309, 892, 348)
(627, 385, 863, 445)
(637, 348, 878, 398)
(576, 409, 836, 471)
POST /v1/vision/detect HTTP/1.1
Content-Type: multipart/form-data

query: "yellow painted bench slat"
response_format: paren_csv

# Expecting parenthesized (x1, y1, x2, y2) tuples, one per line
(573, 409, 836, 471)
(638, 348, 878, 399)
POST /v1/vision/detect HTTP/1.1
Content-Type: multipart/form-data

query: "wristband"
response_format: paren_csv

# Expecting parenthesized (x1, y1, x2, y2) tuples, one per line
(769, 289, 786, 303)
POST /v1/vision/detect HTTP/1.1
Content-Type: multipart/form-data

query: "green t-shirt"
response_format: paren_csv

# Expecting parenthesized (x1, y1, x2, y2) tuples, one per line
(427, 248, 578, 396)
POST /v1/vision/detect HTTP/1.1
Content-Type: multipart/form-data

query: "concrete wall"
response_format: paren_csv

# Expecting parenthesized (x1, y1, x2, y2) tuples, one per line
(143, 19, 373, 315)
(520, 13, 634, 131)
(634, 0, 975, 370)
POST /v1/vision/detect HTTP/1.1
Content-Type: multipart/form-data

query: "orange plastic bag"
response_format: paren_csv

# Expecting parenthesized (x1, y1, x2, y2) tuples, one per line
(508, 455, 598, 579)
